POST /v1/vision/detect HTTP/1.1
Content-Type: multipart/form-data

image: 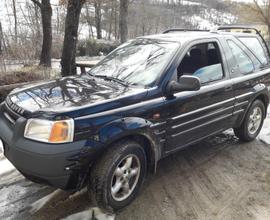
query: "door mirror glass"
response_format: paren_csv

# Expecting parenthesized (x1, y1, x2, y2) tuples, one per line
(167, 75, 201, 95)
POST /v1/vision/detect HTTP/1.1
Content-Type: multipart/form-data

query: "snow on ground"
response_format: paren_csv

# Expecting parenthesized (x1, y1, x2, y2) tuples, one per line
(63, 208, 115, 220)
(28, 187, 115, 219)
(27, 188, 115, 220)
(186, 8, 237, 30)
(78, 24, 113, 40)
(155, 0, 202, 5)
(0, 185, 27, 208)
(259, 110, 270, 145)
(0, 140, 14, 175)
(180, 0, 202, 6)
(30, 189, 64, 214)
(0, 157, 14, 175)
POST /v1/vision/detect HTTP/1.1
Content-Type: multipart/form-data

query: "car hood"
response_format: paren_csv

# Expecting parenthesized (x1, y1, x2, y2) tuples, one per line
(7, 75, 147, 117)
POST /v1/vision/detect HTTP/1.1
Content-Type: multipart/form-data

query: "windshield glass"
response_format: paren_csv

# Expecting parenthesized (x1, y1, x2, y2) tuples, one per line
(88, 39, 180, 87)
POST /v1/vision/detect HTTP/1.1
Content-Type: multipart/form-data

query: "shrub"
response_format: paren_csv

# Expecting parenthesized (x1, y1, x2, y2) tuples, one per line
(0, 66, 59, 102)
(77, 39, 119, 57)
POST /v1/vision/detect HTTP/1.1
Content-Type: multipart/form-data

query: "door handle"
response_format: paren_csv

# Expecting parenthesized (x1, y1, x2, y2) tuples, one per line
(225, 86, 233, 92)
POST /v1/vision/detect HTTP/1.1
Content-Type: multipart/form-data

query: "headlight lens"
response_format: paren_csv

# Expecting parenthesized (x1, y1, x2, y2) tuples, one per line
(24, 119, 74, 143)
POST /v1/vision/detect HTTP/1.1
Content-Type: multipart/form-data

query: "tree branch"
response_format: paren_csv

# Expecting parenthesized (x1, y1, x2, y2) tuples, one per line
(253, 0, 269, 25)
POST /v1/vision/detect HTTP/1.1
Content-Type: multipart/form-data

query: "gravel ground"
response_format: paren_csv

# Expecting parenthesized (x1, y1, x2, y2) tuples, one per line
(1, 116, 270, 220)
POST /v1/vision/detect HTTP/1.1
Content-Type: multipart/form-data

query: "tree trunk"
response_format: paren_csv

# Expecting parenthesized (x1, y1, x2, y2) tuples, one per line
(12, 0, 18, 45)
(0, 21, 6, 73)
(266, 24, 270, 47)
(94, 1, 102, 39)
(30, 0, 52, 67)
(108, 1, 114, 40)
(61, 0, 85, 77)
(0, 22, 3, 55)
(39, 0, 52, 67)
(34, 4, 42, 58)
(114, 0, 118, 40)
(119, 0, 129, 43)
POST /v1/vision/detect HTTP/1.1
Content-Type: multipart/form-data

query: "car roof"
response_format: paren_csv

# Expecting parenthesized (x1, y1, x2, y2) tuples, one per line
(139, 31, 259, 44)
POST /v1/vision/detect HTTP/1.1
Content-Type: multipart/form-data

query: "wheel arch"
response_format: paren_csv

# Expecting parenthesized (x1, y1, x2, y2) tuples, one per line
(255, 93, 269, 118)
(107, 134, 158, 173)
(234, 91, 269, 128)
(98, 117, 162, 173)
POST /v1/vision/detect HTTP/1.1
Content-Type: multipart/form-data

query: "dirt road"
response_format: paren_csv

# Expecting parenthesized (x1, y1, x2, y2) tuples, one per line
(1, 128, 270, 220)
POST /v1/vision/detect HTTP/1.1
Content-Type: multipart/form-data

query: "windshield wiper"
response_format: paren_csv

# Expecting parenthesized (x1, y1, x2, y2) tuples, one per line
(88, 73, 129, 87)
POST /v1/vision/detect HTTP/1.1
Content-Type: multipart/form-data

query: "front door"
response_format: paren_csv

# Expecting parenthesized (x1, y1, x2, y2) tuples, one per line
(164, 40, 235, 154)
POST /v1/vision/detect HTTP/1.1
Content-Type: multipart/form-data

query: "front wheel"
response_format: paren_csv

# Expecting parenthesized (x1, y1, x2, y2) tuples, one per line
(234, 99, 265, 142)
(88, 140, 147, 211)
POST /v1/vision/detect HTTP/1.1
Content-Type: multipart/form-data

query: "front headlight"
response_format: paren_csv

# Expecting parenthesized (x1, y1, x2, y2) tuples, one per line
(24, 119, 74, 143)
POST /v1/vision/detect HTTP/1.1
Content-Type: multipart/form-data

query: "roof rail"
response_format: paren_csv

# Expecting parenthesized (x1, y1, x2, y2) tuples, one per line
(217, 25, 270, 58)
(163, 28, 210, 34)
(217, 25, 262, 34)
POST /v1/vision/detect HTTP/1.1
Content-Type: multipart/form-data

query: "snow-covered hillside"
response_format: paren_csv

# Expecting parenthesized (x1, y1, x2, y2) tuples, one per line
(187, 8, 237, 30)
(154, 0, 237, 30)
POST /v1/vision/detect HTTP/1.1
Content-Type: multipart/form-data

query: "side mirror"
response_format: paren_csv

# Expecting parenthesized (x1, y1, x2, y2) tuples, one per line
(166, 75, 201, 96)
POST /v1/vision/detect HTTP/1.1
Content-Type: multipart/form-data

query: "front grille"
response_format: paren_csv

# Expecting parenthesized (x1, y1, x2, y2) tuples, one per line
(2, 102, 21, 125)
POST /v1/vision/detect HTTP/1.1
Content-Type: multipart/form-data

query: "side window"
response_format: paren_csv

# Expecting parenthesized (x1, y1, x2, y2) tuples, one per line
(238, 37, 268, 65)
(227, 40, 254, 75)
(177, 42, 224, 84)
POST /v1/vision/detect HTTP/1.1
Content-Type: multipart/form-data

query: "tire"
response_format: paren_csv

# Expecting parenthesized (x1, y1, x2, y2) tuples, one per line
(234, 99, 265, 142)
(88, 140, 147, 212)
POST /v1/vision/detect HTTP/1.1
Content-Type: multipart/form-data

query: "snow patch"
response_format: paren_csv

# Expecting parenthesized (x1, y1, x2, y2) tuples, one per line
(29, 189, 63, 214)
(155, 0, 202, 5)
(0, 185, 27, 208)
(78, 24, 114, 40)
(183, 8, 237, 30)
(62, 207, 115, 220)
(68, 187, 87, 200)
(0, 140, 15, 175)
(182, 0, 201, 6)
(0, 158, 15, 175)
(259, 111, 270, 145)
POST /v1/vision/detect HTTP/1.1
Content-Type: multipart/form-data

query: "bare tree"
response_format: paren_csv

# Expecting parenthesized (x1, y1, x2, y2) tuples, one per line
(94, 0, 102, 39)
(119, 0, 129, 43)
(61, 0, 86, 76)
(30, 0, 52, 67)
(252, 0, 270, 34)
(11, 0, 18, 45)
(0, 22, 3, 55)
(0, 21, 6, 73)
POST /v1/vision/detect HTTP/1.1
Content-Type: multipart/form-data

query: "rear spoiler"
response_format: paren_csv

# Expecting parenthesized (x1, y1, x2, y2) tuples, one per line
(217, 25, 270, 60)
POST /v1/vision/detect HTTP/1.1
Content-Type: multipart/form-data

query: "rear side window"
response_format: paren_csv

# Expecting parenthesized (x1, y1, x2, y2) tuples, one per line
(227, 40, 254, 75)
(238, 37, 268, 65)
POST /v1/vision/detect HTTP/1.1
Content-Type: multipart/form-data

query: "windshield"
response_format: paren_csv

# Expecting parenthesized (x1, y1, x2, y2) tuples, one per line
(88, 39, 180, 87)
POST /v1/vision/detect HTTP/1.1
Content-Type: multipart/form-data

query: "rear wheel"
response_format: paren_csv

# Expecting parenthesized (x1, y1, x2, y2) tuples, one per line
(234, 100, 265, 142)
(88, 140, 147, 211)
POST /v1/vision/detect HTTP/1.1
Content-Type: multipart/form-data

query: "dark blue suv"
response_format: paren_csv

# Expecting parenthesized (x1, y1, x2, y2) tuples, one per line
(1, 26, 270, 211)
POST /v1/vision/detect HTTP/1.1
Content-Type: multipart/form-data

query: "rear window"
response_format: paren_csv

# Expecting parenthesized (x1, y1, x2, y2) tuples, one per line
(238, 37, 268, 65)
(227, 40, 254, 75)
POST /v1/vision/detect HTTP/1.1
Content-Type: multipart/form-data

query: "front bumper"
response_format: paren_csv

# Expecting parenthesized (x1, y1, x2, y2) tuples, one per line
(0, 103, 103, 190)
